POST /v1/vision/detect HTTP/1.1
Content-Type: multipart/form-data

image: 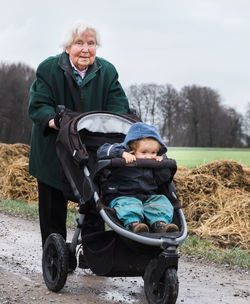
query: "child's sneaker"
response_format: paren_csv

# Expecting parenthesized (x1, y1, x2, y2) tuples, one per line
(152, 221, 179, 233)
(130, 222, 149, 233)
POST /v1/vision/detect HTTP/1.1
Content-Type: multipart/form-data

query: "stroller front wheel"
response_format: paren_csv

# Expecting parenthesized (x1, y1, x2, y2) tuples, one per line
(42, 233, 69, 292)
(144, 259, 179, 304)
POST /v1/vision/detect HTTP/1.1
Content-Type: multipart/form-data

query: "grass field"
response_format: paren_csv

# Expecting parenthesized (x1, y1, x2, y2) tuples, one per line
(167, 147, 250, 168)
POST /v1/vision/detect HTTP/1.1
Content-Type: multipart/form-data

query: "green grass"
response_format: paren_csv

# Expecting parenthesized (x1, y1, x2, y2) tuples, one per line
(0, 199, 39, 219)
(179, 235, 250, 268)
(167, 147, 250, 168)
(1, 198, 249, 269)
(0, 199, 76, 228)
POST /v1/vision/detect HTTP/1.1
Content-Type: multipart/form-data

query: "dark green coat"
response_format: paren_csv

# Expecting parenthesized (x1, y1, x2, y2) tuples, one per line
(28, 52, 129, 190)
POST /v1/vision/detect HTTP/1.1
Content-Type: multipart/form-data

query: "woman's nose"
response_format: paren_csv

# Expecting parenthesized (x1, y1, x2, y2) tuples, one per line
(81, 44, 89, 51)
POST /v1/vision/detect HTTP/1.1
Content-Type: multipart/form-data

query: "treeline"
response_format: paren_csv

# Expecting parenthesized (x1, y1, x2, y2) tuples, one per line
(127, 84, 250, 147)
(0, 62, 35, 144)
(0, 62, 250, 147)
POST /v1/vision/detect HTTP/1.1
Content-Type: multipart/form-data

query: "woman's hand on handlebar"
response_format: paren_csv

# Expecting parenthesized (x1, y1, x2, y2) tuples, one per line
(48, 119, 59, 130)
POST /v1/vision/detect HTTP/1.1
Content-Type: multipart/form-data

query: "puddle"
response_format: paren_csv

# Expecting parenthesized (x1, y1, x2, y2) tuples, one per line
(102, 277, 144, 303)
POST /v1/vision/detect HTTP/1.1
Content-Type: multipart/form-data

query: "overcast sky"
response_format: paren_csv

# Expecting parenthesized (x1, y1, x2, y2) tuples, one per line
(1, 0, 249, 114)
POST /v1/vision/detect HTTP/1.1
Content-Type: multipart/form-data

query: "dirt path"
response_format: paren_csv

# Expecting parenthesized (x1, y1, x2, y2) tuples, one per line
(0, 213, 249, 304)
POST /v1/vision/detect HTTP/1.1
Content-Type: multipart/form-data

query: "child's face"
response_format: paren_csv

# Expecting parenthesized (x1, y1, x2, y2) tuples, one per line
(134, 138, 161, 159)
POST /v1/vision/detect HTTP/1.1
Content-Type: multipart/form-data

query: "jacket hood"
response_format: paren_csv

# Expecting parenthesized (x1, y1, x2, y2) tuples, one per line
(123, 122, 167, 154)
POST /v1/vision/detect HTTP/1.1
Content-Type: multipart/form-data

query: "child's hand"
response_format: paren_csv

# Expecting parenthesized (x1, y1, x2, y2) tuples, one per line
(154, 156, 163, 161)
(122, 151, 136, 163)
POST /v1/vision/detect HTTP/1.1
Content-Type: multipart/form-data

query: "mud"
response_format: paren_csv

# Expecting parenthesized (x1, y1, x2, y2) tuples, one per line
(0, 213, 249, 304)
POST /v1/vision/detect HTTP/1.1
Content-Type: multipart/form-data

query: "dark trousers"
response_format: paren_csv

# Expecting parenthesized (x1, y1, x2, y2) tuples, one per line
(38, 181, 67, 247)
(38, 181, 105, 247)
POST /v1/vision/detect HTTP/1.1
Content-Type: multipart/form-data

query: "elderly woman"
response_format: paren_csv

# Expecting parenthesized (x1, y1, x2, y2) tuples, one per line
(28, 22, 129, 248)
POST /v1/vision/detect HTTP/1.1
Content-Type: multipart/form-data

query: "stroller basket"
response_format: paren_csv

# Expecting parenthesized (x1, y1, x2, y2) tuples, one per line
(82, 230, 161, 276)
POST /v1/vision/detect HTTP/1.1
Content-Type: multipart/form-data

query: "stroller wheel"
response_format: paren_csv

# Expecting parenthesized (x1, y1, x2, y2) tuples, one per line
(42, 233, 69, 292)
(144, 259, 178, 304)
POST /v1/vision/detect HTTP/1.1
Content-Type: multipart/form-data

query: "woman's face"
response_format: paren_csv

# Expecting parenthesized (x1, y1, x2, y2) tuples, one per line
(66, 29, 97, 71)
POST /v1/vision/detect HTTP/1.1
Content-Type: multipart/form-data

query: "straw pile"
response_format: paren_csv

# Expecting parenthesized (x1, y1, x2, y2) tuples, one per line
(174, 160, 250, 250)
(0, 143, 38, 202)
(0, 143, 249, 250)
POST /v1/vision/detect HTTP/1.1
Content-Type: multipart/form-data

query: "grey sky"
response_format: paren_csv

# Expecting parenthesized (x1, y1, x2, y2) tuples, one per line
(1, 0, 249, 114)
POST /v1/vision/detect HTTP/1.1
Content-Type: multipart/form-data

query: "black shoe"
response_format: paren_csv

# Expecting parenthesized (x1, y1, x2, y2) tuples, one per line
(130, 222, 149, 233)
(152, 221, 179, 233)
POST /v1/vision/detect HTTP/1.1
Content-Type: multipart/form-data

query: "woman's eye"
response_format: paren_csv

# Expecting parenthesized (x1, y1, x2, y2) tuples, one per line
(88, 41, 96, 47)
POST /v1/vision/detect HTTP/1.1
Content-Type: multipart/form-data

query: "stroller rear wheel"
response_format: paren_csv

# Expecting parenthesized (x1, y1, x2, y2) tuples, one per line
(144, 259, 179, 304)
(42, 233, 69, 292)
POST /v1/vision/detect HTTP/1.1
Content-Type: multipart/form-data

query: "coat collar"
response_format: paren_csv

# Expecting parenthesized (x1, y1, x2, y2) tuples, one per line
(58, 51, 102, 83)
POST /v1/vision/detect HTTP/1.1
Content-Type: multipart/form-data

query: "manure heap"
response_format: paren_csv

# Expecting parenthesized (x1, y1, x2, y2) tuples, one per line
(175, 160, 250, 250)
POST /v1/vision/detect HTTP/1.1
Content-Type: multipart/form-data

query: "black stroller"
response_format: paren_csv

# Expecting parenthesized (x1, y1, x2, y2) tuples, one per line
(42, 107, 188, 304)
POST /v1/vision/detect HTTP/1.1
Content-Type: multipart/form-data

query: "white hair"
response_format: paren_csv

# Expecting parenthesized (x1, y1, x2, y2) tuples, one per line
(61, 22, 101, 50)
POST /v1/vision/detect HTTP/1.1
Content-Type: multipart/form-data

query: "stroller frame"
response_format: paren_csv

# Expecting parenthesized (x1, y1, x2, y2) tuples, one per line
(42, 108, 188, 304)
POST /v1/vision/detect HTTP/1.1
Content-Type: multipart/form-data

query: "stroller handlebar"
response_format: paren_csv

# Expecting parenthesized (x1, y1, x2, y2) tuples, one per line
(110, 157, 177, 169)
(54, 105, 66, 128)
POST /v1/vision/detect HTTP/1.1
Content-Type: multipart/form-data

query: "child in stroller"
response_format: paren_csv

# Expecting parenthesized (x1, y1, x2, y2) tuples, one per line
(97, 122, 179, 234)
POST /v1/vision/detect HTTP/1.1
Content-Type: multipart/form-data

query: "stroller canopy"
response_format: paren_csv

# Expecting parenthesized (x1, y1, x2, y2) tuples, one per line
(56, 109, 140, 202)
(76, 112, 134, 134)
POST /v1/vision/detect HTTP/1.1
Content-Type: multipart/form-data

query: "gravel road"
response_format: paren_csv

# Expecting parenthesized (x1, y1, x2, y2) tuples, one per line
(0, 213, 249, 304)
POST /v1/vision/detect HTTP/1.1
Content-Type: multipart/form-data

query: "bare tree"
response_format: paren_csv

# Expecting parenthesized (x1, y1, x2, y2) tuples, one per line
(222, 107, 243, 147)
(157, 84, 182, 145)
(242, 102, 250, 147)
(0, 62, 35, 144)
(126, 83, 164, 124)
(197, 87, 222, 147)
(180, 85, 203, 146)
(179, 85, 244, 147)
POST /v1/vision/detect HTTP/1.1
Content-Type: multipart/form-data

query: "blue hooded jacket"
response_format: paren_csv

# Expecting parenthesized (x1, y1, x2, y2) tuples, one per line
(97, 123, 176, 203)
